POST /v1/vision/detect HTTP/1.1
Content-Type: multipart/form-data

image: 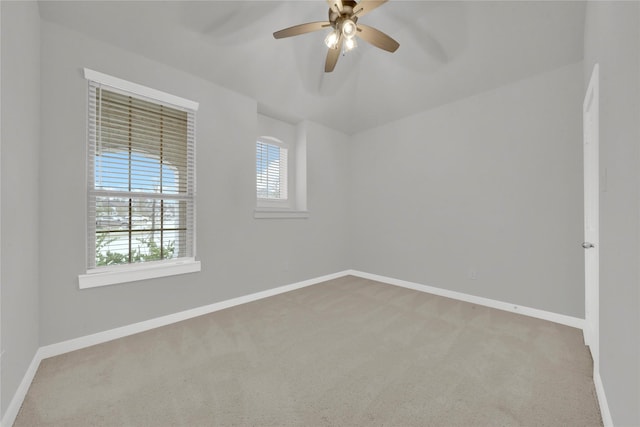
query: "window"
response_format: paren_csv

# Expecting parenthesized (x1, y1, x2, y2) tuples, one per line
(257, 137, 288, 204)
(79, 69, 200, 289)
(254, 114, 308, 219)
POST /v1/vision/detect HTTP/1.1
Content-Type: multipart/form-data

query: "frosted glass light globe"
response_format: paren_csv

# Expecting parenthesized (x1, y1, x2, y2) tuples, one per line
(342, 19, 357, 39)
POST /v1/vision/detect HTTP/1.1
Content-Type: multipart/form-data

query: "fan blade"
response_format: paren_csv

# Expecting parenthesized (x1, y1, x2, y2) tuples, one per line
(356, 24, 399, 52)
(273, 21, 331, 39)
(327, 0, 343, 13)
(353, 0, 387, 18)
(325, 37, 343, 72)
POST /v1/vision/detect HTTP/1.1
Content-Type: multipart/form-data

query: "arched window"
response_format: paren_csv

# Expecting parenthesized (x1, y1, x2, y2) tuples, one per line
(256, 136, 288, 202)
(254, 114, 308, 218)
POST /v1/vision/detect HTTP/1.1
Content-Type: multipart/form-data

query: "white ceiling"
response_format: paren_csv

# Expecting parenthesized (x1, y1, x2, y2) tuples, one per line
(38, 1, 586, 134)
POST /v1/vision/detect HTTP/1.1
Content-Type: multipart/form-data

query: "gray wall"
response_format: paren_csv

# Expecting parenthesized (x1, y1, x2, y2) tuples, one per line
(38, 21, 350, 346)
(5, 3, 639, 424)
(0, 1, 41, 416)
(584, 2, 640, 425)
(349, 62, 585, 318)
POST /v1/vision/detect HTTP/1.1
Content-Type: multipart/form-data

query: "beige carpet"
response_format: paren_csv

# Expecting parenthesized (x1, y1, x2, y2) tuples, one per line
(15, 276, 602, 426)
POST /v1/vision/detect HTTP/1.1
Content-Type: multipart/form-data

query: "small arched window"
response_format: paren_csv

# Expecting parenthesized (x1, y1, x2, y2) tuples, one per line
(256, 136, 288, 204)
(254, 114, 307, 219)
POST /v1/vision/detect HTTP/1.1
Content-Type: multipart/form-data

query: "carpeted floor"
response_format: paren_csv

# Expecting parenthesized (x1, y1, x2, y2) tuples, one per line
(15, 276, 602, 426)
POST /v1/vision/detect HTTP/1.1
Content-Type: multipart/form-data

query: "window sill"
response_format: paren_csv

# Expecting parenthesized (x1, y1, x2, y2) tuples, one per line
(254, 209, 310, 219)
(78, 258, 201, 289)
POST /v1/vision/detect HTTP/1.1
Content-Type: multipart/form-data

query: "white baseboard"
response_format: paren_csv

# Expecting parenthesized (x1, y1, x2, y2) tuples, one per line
(40, 270, 350, 360)
(3, 269, 593, 427)
(346, 270, 585, 330)
(593, 369, 613, 426)
(1, 348, 42, 427)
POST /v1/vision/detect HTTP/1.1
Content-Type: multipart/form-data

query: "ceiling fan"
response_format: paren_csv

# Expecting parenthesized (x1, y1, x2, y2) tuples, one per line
(273, 0, 400, 72)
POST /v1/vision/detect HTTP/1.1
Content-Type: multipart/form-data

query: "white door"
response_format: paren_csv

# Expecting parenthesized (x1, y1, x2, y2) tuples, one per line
(583, 63, 600, 371)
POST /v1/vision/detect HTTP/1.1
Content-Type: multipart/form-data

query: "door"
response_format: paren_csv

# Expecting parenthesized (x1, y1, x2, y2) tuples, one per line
(583, 63, 599, 371)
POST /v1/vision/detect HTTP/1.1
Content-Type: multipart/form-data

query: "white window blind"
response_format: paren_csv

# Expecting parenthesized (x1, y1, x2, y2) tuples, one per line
(256, 139, 288, 200)
(87, 80, 196, 270)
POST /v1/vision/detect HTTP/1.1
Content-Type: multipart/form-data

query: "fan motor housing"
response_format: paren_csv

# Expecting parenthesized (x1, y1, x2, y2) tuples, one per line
(328, 0, 359, 27)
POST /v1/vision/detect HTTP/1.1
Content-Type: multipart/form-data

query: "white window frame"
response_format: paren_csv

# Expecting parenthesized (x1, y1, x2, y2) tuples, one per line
(78, 69, 201, 289)
(254, 115, 308, 219)
(256, 136, 290, 209)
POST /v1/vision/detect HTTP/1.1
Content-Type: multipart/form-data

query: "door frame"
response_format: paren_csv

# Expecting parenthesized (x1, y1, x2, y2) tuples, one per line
(583, 63, 600, 372)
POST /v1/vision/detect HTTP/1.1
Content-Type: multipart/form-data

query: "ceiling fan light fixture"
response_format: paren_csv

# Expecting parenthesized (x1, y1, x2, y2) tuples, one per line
(341, 19, 357, 39)
(344, 37, 357, 52)
(272, 0, 400, 73)
(324, 30, 339, 49)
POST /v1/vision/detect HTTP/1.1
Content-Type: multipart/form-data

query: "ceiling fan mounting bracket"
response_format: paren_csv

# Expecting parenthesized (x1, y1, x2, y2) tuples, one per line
(328, 0, 358, 27)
